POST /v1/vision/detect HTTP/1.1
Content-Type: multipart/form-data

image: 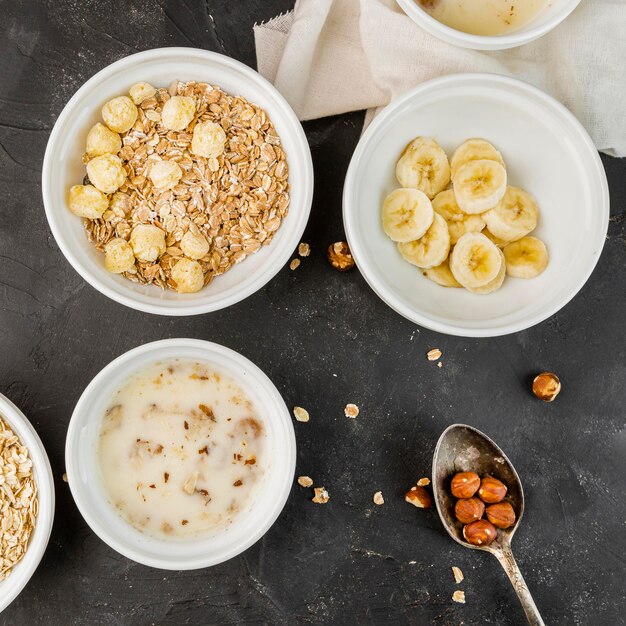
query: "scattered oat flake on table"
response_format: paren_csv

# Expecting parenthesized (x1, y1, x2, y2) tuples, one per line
(293, 406, 309, 422)
(298, 242, 311, 257)
(427, 348, 442, 361)
(290, 258, 301, 270)
(344, 403, 359, 418)
(452, 590, 466, 604)
(437, 362, 443, 368)
(373, 491, 384, 505)
(417, 477, 430, 487)
(62, 473, 68, 483)
(452, 566, 464, 584)
(297, 476, 313, 488)
(312, 487, 330, 504)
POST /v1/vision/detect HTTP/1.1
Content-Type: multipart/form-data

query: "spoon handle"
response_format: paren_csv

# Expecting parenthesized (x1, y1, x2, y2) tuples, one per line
(495, 545, 545, 626)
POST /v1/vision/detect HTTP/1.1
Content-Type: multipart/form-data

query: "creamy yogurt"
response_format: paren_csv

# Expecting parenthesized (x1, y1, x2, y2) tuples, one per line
(418, 0, 549, 36)
(98, 359, 266, 540)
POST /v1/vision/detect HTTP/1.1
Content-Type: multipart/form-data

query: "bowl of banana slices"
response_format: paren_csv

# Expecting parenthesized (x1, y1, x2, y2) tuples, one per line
(343, 73, 609, 337)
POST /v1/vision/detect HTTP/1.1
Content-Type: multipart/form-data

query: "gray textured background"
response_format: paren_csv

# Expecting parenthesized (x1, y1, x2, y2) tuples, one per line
(0, 0, 625, 624)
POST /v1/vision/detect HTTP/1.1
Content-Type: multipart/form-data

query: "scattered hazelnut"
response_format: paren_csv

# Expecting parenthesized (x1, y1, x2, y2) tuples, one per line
(373, 491, 384, 505)
(463, 519, 497, 546)
(297, 476, 313, 488)
(532, 372, 561, 402)
(478, 477, 507, 504)
(327, 241, 355, 271)
(450, 472, 480, 499)
(312, 486, 330, 504)
(405, 486, 432, 509)
(454, 497, 485, 524)
(416, 477, 430, 487)
(485, 501, 516, 529)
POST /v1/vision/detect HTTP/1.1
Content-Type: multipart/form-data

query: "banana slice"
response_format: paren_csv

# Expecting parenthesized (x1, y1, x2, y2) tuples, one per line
(466, 249, 506, 294)
(449, 232, 502, 289)
(453, 159, 507, 215)
(482, 228, 512, 248)
(422, 258, 462, 288)
(397, 213, 450, 269)
(482, 186, 539, 242)
(503, 236, 549, 279)
(382, 188, 434, 243)
(450, 138, 505, 180)
(433, 189, 485, 245)
(396, 137, 450, 199)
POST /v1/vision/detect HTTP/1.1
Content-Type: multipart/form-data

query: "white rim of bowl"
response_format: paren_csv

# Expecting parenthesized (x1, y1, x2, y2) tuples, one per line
(0, 394, 55, 612)
(395, 0, 583, 50)
(65, 338, 296, 570)
(342, 73, 610, 338)
(42, 47, 313, 316)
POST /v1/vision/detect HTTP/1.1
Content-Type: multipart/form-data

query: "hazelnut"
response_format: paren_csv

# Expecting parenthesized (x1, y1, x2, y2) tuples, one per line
(327, 241, 355, 271)
(450, 472, 480, 498)
(68, 184, 108, 219)
(405, 485, 432, 509)
(171, 258, 204, 293)
(485, 501, 516, 529)
(478, 476, 507, 504)
(454, 497, 485, 524)
(191, 121, 227, 158)
(532, 372, 561, 402)
(463, 519, 497, 546)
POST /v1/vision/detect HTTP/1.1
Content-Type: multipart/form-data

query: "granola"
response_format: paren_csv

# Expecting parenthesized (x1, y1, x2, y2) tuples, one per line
(74, 80, 290, 293)
(0, 415, 38, 581)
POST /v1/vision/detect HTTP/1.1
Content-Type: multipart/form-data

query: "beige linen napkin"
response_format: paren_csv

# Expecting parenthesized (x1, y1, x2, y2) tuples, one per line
(254, 0, 626, 156)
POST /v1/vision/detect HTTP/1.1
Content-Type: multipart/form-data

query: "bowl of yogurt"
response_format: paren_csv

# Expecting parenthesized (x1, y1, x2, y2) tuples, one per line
(395, 0, 582, 50)
(65, 339, 295, 569)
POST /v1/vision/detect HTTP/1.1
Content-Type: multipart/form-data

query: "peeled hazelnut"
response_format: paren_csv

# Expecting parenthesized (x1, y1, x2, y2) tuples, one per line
(454, 497, 485, 524)
(463, 519, 498, 546)
(171, 258, 204, 293)
(86, 154, 126, 194)
(104, 238, 135, 274)
(405, 486, 432, 509)
(478, 476, 507, 504)
(101, 96, 138, 133)
(129, 82, 157, 105)
(161, 95, 195, 131)
(191, 121, 227, 158)
(85, 122, 122, 158)
(68, 184, 108, 219)
(327, 241, 355, 271)
(532, 372, 561, 402)
(485, 501, 516, 529)
(450, 472, 480, 498)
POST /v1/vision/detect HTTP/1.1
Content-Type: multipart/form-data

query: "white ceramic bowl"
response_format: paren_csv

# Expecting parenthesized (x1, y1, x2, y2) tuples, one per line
(65, 339, 296, 570)
(343, 74, 609, 338)
(0, 394, 54, 612)
(396, 0, 582, 50)
(42, 48, 313, 316)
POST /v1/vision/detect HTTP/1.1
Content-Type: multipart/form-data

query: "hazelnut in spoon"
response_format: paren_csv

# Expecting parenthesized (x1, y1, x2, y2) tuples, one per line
(432, 424, 545, 626)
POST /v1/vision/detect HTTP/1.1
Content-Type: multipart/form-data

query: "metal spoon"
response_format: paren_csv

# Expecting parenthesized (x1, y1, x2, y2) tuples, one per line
(432, 424, 545, 626)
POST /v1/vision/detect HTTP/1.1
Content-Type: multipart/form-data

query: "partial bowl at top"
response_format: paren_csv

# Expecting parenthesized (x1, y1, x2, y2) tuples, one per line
(0, 394, 54, 612)
(396, 0, 582, 50)
(42, 47, 313, 316)
(343, 73, 609, 337)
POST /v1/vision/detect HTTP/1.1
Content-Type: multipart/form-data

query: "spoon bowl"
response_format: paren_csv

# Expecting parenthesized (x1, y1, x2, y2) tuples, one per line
(432, 424, 544, 626)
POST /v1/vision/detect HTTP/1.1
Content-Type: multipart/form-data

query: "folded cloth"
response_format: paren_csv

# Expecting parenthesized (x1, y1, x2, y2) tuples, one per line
(254, 0, 626, 157)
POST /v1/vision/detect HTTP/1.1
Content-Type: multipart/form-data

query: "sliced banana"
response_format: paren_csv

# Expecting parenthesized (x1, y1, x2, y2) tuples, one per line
(482, 186, 539, 242)
(395, 137, 450, 199)
(433, 190, 485, 245)
(449, 232, 502, 289)
(453, 159, 507, 215)
(482, 228, 513, 248)
(382, 188, 434, 243)
(421, 258, 462, 288)
(450, 138, 505, 180)
(397, 213, 450, 269)
(503, 236, 549, 279)
(466, 249, 506, 294)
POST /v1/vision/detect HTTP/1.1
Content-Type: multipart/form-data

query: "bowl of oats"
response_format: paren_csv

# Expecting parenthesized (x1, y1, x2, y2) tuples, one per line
(0, 393, 54, 611)
(42, 48, 313, 315)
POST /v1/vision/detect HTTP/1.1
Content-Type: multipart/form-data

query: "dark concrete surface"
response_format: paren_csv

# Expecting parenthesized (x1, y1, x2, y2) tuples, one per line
(0, 1, 624, 624)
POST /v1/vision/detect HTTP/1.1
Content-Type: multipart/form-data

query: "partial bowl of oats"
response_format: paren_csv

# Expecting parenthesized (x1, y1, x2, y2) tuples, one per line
(42, 48, 313, 315)
(0, 393, 54, 612)
(65, 338, 296, 570)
